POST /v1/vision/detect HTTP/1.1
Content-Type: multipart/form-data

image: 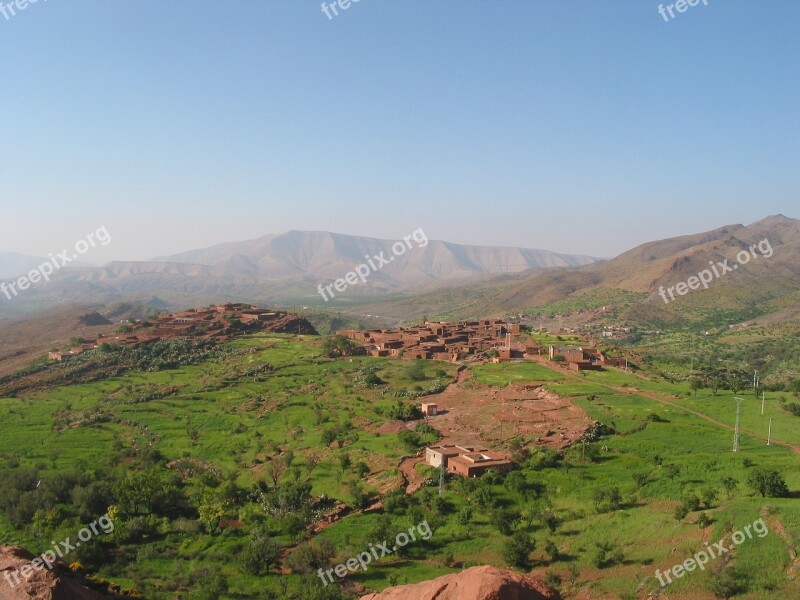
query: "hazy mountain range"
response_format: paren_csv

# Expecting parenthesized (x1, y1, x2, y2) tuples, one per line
(351, 215, 800, 326)
(0, 231, 598, 320)
(1, 217, 798, 329)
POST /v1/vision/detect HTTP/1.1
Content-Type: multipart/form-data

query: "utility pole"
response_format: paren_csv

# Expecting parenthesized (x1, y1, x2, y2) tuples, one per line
(439, 461, 445, 496)
(767, 417, 773, 446)
(732, 397, 744, 452)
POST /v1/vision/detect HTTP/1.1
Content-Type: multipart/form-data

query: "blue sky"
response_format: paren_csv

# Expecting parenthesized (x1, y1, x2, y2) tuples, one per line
(1, 0, 798, 262)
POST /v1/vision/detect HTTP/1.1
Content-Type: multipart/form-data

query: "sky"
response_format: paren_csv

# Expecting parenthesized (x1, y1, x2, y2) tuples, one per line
(1, 0, 798, 264)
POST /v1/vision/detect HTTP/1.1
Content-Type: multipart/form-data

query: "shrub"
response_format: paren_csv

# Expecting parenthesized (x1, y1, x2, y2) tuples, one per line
(502, 531, 535, 568)
(591, 541, 624, 568)
(747, 468, 789, 498)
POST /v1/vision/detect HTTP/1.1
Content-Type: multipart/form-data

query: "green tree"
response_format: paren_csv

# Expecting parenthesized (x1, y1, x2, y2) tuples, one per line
(321, 335, 359, 358)
(242, 531, 280, 575)
(591, 541, 624, 568)
(746, 468, 789, 498)
(198, 498, 227, 534)
(405, 362, 427, 382)
(721, 476, 738, 498)
(502, 531, 535, 568)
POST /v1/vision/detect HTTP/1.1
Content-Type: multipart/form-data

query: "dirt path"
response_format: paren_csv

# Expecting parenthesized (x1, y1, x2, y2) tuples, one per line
(398, 454, 427, 494)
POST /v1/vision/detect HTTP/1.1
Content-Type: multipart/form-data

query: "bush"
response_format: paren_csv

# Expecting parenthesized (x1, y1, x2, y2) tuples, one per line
(746, 468, 789, 498)
(591, 541, 624, 568)
(405, 362, 427, 381)
(242, 532, 280, 575)
(502, 531, 535, 568)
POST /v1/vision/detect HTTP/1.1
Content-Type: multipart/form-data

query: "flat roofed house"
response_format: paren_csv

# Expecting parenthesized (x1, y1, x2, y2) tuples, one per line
(421, 402, 438, 416)
(425, 444, 474, 468)
(447, 450, 513, 478)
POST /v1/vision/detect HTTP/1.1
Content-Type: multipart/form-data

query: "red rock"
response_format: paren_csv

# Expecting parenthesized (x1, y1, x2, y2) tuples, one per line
(0, 546, 123, 600)
(359, 565, 561, 600)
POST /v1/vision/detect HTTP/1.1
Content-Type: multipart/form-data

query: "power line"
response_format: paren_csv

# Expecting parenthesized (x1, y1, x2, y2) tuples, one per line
(732, 396, 744, 452)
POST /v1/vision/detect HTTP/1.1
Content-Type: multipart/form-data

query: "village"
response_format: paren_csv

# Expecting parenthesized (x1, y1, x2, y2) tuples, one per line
(336, 319, 627, 370)
(48, 303, 313, 363)
(337, 319, 631, 478)
(48, 311, 626, 480)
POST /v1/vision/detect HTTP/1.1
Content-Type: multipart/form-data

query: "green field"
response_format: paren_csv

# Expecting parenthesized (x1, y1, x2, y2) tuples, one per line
(0, 333, 797, 599)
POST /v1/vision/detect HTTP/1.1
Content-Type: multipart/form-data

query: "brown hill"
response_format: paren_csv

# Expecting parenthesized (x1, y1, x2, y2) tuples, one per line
(350, 214, 800, 323)
(0, 307, 119, 378)
(358, 565, 561, 600)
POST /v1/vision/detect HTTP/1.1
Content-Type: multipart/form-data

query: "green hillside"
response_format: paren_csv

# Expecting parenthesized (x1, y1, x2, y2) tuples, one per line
(0, 334, 798, 599)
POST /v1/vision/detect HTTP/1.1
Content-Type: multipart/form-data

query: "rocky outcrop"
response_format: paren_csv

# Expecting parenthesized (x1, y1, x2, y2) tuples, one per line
(0, 546, 124, 600)
(359, 565, 561, 600)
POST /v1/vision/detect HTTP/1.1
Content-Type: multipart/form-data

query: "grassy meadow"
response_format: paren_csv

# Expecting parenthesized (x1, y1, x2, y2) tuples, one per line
(0, 333, 797, 599)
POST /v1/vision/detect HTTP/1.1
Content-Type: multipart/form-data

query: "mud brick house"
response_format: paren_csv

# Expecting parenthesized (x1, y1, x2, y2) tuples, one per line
(336, 319, 526, 363)
(448, 450, 513, 478)
(425, 445, 477, 468)
(548, 345, 626, 371)
(420, 402, 438, 416)
(425, 444, 512, 478)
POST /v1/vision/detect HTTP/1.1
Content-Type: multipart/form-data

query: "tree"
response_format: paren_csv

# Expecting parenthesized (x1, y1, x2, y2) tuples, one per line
(491, 508, 521, 536)
(285, 538, 336, 574)
(700, 487, 718, 509)
(354, 461, 370, 478)
(690, 378, 704, 396)
(112, 471, 172, 516)
(663, 464, 680, 480)
(457, 506, 473, 528)
(591, 541, 624, 568)
(405, 362, 427, 382)
(592, 486, 622, 513)
(266, 456, 288, 487)
(747, 468, 789, 498)
(631, 471, 650, 490)
(198, 498, 227, 534)
(709, 376, 723, 397)
(545, 539, 559, 561)
(321, 335, 360, 358)
(721, 476, 738, 498)
(502, 531, 535, 568)
(242, 532, 280, 575)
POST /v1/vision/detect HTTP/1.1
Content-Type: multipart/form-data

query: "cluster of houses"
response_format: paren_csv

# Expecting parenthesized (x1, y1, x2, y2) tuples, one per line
(425, 444, 513, 478)
(336, 319, 546, 362)
(149, 303, 287, 337)
(48, 303, 292, 363)
(336, 320, 630, 372)
(548, 345, 627, 371)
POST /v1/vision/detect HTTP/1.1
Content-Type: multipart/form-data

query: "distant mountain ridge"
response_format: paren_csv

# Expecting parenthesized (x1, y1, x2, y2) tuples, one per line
(346, 215, 800, 325)
(0, 231, 599, 320)
(152, 230, 598, 279)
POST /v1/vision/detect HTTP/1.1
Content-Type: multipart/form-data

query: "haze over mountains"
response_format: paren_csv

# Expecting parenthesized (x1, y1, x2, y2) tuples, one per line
(350, 215, 800, 325)
(1, 218, 798, 328)
(0, 231, 598, 319)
